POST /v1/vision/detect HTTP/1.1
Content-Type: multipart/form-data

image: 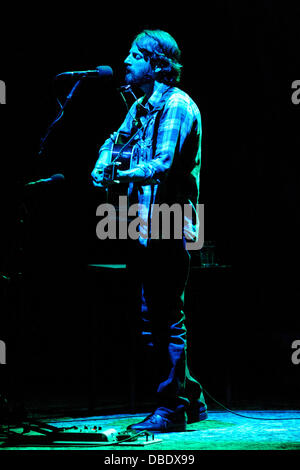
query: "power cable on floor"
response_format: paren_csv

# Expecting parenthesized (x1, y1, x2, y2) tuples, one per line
(202, 386, 300, 420)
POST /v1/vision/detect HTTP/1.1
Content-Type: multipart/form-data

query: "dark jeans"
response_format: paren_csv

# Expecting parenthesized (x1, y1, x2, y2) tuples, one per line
(128, 238, 205, 412)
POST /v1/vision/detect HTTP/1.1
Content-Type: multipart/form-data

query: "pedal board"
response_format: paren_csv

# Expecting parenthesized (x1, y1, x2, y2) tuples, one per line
(4, 421, 162, 446)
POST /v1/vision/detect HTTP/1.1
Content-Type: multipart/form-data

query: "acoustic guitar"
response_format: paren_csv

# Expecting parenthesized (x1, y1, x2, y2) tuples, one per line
(93, 132, 140, 208)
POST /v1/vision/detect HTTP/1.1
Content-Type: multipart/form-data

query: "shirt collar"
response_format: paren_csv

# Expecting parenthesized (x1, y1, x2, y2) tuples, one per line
(147, 82, 171, 110)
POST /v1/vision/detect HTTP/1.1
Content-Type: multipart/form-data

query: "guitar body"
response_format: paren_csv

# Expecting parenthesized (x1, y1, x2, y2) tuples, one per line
(95, 132, 139, 206)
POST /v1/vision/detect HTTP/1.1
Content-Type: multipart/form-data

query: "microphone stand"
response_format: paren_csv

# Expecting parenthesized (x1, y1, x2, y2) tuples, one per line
(0, 195, 29, 424)
(38, 78, 84, 157)
(0, 77, 83, 423)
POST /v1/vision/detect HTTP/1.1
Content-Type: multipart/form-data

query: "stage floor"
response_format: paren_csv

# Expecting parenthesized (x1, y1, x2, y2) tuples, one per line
(1, 410, 300, 451)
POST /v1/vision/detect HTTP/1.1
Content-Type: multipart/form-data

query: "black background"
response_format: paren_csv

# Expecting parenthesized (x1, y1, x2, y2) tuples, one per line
(1, 1, 299, 412)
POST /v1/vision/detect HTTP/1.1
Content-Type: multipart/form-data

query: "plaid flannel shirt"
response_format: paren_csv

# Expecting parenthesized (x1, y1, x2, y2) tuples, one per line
(97, 82, 202, 246)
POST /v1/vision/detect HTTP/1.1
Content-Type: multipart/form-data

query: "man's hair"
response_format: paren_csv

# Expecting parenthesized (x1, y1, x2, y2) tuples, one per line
(133, 29, 182, 85)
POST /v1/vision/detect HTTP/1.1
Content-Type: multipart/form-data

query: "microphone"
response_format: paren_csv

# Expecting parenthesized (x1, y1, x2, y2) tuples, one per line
(55, 65, 113, 79)
(25, 173, 65, 187)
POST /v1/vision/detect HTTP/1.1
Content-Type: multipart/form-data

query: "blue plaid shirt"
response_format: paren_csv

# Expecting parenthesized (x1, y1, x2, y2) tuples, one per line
(97, 81, 202, 245)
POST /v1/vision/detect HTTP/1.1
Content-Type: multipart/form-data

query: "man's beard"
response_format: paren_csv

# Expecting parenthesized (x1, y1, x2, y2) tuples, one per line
(125, 71, 134, 85)
(125, 70, 153, 87)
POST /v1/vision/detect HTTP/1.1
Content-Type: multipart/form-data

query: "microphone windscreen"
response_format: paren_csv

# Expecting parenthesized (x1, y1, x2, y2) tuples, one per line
(96, 65, 113, 77)
(51, 173, 65, 182)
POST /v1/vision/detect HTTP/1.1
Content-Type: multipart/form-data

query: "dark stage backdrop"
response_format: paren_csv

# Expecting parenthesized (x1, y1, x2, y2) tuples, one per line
(1, 2, 299, 411)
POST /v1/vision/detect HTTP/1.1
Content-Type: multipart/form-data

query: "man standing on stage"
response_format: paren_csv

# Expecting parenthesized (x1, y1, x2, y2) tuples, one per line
(91, 29, 207, 432)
